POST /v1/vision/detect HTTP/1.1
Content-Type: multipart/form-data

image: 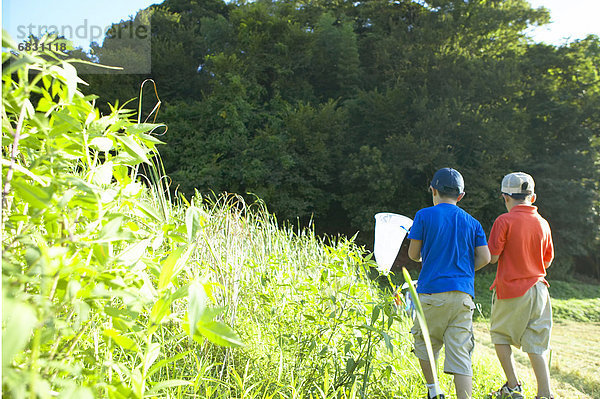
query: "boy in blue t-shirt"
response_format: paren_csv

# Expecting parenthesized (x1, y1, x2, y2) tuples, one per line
(408, 167, 491, 399)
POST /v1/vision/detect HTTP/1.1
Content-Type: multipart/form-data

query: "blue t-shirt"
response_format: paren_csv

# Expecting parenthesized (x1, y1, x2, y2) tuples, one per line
(407, 203, 487, 297)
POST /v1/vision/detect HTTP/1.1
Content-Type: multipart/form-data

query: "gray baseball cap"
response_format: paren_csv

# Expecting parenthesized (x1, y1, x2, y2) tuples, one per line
(501, 172, 535, 195)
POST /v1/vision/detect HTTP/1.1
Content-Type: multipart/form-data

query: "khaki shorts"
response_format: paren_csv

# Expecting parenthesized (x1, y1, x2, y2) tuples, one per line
(411, 291, 475, 376)
(490, 282, 552, 354)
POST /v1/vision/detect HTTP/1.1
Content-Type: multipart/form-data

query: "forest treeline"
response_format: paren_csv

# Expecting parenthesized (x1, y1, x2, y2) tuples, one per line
(74, 0, 599, 276)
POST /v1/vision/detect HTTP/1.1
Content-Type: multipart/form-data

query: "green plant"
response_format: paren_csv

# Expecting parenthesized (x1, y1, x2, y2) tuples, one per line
(2, 32, 241, 398)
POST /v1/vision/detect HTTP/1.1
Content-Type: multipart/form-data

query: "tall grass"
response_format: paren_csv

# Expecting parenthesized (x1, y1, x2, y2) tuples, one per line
(156, 193, 419, 398)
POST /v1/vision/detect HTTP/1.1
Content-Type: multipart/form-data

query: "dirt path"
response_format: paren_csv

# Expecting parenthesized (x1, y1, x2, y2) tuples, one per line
(474, 321, 600, 399)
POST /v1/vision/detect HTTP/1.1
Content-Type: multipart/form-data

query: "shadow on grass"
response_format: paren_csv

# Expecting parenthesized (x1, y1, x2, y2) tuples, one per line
(549, 366, 600, 399)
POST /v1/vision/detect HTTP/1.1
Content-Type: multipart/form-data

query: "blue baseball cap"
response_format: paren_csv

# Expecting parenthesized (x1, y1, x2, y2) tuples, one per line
(430, 167, 464, 194)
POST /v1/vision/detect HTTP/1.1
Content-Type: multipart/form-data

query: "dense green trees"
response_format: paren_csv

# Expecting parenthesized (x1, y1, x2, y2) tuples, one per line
(77, 0, 600, 276)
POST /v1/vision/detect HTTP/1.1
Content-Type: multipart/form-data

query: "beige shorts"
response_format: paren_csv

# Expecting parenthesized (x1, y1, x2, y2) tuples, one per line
(490, 282, 552, 354)
(411, 291, 475, 376)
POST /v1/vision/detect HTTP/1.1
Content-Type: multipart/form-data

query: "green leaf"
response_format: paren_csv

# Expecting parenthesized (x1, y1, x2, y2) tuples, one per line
(185, 206, 205, 242)
(142, 342, 161, 377)
(146, 350, 192, 379)
(92, 243, 110, 266)
(2, 298, 37, 369)
(134, 200, 162, 222)
(139, 132, 166, 146)
(112, 151, 142, 166)
(24, 246, 46, 270)
(97, 216, 129, 242)
(36, 96, 53, 112)
(11, 178, 53, 210)
(2, 29, 18, 50)
(171, 284, 189, 301)
(188, 280, 209, 337)
(150, 296, 172, 325)
(0, 160, 50, 186)
(345, 357, 356, 374)
(90, 161, 114, 186)
(146, 379, 192, 394)
(106, 381, 134, 399)
(103, 328, 138, 351)
(125, 123, 164, 136)
(73, 300, 91, 330)
(89, 137, 113, 152)
(371, 305, 381, 325)
(188, 281, 243, 347)
(382, 331, 393, 354)
(114, 135, 151, 165)
(116, 239, 150, 266)
(104, 305, 139, 322)
(158, 245, 192, 291)
(3, 51, 45, 76)
(50, 62, 84, 102)
(64, 176, 100, 201)
(57, 188, 76, 209)
(194, 320, 244, 348)
(131, 368, 143, 398)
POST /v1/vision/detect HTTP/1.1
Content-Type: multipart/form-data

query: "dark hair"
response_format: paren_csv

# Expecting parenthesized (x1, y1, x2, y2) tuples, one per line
(438, 189, 461, 199)
(504, 192, 532, 201)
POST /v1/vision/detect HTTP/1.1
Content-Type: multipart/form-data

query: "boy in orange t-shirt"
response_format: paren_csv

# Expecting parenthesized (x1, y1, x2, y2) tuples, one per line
(487, 172, 554, 399)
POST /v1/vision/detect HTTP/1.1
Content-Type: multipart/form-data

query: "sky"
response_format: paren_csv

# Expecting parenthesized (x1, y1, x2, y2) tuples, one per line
(2, 0, 158, 49)
(2, 0, 600, 49)
(526, 0, 600, 44)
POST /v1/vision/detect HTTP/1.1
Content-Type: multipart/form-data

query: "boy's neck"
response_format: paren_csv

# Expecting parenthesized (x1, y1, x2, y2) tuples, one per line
(503, 193, 536, 212)
(431, 187, 463, 206)
(506, 200, 532, 211)
(433, 197, 458, 206)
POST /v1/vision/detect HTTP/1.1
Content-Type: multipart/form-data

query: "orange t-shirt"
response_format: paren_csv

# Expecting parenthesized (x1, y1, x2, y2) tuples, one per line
(488, 205, 554, 299)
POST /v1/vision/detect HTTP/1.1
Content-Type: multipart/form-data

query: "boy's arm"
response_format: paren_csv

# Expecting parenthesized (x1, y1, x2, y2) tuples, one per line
(408, 239, 422, 262)
(474, 245, 491, 270)
(543, 224, 554, 269)
(488, 217, 506, 265)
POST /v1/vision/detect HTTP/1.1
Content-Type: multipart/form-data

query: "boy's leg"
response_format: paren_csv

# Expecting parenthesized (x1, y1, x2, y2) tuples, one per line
(418, 350, 444, 398)
(412, 293, 449, 397)
(418, 358, 436, 384)
(521, 284, 553, 398)
(453, 373, 472, 399)
(494, 344, 520, 389)
(528, 352, 552, 398)
(418, 359, 471, 398)
(443, 293, 475, 399)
